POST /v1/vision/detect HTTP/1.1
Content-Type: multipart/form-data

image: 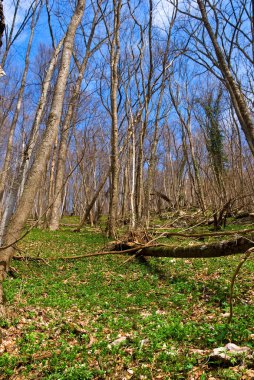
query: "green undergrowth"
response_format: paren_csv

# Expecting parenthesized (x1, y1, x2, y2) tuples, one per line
(0, 221, 254, 379)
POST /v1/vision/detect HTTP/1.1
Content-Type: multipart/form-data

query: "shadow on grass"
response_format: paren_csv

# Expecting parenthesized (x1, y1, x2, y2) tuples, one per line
(135, 255, 190, 284)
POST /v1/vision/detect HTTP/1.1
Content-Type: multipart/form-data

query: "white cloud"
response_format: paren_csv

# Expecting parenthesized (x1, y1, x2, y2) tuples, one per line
(153, 0, 176, 28)
(154, 0, 198, 28)
(4, 0, 34, 29)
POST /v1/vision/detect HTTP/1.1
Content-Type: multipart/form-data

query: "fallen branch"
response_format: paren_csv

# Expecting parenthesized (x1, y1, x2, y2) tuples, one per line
(13, 256, 49, 264)
(12, 234, 254, 262)
(12, 246, 142, 262)
(138, 236, 254, 259)
(152, 227, 254, 239)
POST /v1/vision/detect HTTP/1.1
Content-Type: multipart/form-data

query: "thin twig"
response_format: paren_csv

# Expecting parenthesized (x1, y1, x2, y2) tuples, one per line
(228, 247, 254, 324)
(13, 256, 49, 265)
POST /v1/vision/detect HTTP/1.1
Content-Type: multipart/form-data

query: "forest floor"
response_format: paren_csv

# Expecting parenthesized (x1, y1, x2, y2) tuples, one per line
(0, 217, 254, 379)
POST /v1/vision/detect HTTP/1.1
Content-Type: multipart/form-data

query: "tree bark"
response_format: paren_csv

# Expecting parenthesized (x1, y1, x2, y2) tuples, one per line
(197, 0, 254, 156)
(140, 237, 254, 258)
(0, 0, 86, 307)
(108, 0, 121, 237)
(0, 0, 5, 48)
(0, 2, 38, 206)
(115, 236, 254, 259)
(49, 8, 100, 230)
(74, 168, 110, 232)
(18, 38, 64, 198)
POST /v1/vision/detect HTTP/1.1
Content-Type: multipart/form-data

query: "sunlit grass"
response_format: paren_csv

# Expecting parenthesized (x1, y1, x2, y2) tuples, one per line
(0, 219, 253, 379)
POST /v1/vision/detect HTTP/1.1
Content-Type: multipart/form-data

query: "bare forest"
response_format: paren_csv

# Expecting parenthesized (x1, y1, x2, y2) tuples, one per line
(0, 0, 254, 378)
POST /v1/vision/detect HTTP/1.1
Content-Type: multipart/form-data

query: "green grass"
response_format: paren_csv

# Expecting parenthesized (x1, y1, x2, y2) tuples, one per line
(0, 221, 254, 379)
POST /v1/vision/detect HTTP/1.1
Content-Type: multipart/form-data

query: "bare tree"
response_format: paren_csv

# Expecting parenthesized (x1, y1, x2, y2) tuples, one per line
(49, 5, 103, 230)
(99, 0, 122, 237)
(1, 0, 38, 68)
(0, 0, 86, 309)
(0, 0, 5, 75)
(177, 0, 254, 156)
(144, 4, 178, 225)
(0, 0, 4, 45)
(0, 1, 41, 243)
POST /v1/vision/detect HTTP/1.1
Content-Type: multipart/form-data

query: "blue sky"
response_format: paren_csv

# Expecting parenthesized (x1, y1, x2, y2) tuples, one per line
(3, 0, 54, 69)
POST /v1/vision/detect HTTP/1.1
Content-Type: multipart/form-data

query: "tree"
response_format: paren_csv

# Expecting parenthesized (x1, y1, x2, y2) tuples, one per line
(169, 76, 206, 211)
(197, 0, 254, 155)
(49, 5, 103, 230)
(177, 0, 254, 156)
(0, 1, 41, 243)
(99, 0, 122, 237)
(199, 86, 227, 199)
(0, 0, 86, 309)
(0, 0, 4, 45)
(1, 0, 38, 68)
(0, 0, 5, 76)
(144, 1, 178, 225)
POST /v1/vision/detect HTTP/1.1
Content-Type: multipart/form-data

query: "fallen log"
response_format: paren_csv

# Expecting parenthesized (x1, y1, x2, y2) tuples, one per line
(138, 236, 254, 258)
(152, 227, 254, 239)
(13, 235, 254, 262)
(235, 212, 254, 219)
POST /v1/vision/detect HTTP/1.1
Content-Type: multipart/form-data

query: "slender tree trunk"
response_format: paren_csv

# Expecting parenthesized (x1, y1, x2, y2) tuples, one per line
(48, 122, 68, 230)
(1, 0, 20, 67)
(0, 0, 5, 76)
(108, 0, 121, 237)
(144, 4, 177, 225)
(0, 3, 41, 243)
(197, 0, 254, 156)
(130, 122, 136, 229)
(49, 8, 101, 230)
(169, 84, 206, 211)
(0, 2, 38, 205)
(18, 38, 64, 198)
(232, 111, 244, 202)
(121, 164, 129, 221)
(184, 119, 206, 210)
(135, 127, 145, 222)
(144, 86, 165, 225)
(144, 125, 159, 226)
(0, 0, 86, 308)
(75, 169, 110, 231)
(46, 135, 59, 226)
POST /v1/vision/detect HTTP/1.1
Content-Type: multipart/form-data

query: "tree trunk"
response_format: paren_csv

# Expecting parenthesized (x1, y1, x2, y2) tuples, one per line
(197, 0, 254, 156)
(46, 135, 59, 226)
(140, 237, 254, 258)
(130, 122, 136, 229)
(18, 38, 64, 198)
(0, 0, 4, 47)
(49, 9, 100, 230)
(108, 0, 121, 238)
(1, 0, 20, 67)
(0, 0, 86, 308)
(115, 236, 254, 259)
(0, 2, 38, 205)
(75, 169, 110, 231)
